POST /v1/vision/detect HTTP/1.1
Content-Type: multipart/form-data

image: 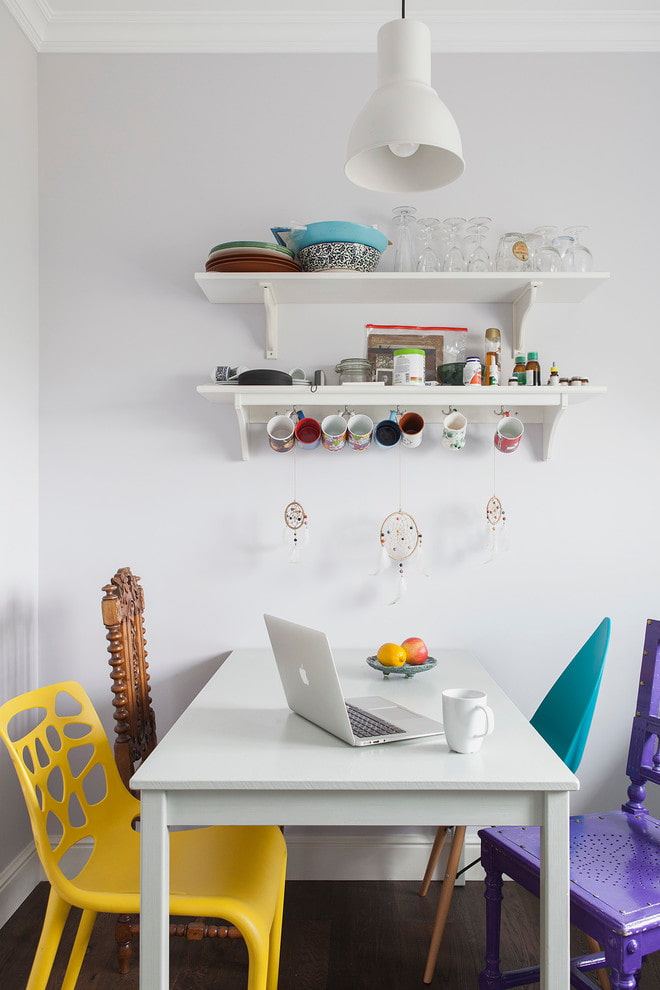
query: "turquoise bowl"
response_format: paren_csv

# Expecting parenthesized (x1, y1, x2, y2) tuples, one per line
(288, 222, 388, 254)
(366, 655, 437, 679)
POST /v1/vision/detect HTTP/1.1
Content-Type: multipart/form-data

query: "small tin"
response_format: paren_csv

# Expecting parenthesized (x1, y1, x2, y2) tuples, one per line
(463, 356, 482, 386)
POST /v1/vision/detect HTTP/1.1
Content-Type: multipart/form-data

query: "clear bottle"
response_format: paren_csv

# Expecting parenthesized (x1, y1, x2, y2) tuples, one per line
(484, 327, 501, 387)
(525, 351, 541, 386)
(512, 354, 527, 385)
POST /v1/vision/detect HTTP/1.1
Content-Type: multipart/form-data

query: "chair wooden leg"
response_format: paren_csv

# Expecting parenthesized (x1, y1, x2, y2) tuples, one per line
(419, 826, 451, 897)
(115, 913, 135, 974)
(423, 825, 467, 984)
(585, 934, 611, 990)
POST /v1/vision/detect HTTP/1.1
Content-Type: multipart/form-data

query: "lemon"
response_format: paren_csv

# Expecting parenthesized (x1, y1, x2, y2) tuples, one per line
(376, 643, 407, 667)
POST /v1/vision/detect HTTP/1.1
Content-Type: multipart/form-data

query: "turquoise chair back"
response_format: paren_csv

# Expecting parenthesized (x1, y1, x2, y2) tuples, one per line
(530, 617, 611, 773)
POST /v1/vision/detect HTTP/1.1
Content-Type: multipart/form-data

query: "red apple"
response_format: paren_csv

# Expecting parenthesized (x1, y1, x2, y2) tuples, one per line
(401, 637, 429, 665)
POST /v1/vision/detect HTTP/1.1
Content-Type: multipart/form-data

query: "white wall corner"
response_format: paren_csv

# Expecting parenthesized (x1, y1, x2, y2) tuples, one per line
(2, 0, 49, 49)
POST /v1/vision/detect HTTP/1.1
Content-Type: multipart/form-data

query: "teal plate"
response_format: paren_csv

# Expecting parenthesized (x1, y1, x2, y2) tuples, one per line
(366, 655, 437, 678)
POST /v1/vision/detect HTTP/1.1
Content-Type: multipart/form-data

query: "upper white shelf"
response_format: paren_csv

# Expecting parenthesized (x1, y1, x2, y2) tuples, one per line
(195, 271, 610, 359)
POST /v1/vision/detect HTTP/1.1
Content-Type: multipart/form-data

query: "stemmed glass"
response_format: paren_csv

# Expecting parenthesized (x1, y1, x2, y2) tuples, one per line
(416, 218, 441, 272)
(391, 206, 418, 272)
(562, 226, 593, 272)
(531, 226, 562, 272)
(442, 217, 466, 272)
(466, 217, 492, 272)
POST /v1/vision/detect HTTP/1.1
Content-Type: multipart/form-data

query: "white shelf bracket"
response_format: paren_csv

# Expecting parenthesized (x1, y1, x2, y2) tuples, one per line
(512, 280, 541, 357)
(262, 282, 278, 360)
(233, 395, 250, 461)
(542, 393, 568, 461)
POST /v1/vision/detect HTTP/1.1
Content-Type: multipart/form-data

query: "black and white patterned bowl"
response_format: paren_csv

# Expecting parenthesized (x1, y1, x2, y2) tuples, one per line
(297, 241, 382, 273)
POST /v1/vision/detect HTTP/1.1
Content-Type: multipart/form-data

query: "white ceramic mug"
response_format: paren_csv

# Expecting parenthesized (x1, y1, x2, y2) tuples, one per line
(494, 415, 524, 453)
(442, 688, 495, 754)
(266, 413, 297, 453)
(399, 411, 424, 448)
(321, 413, 348, 451)
(347, 413, 374, 451)
(442, 411, 467, 450)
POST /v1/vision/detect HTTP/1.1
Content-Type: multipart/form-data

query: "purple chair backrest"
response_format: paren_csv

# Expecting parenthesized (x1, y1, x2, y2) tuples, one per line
(623, 618, 660, 814)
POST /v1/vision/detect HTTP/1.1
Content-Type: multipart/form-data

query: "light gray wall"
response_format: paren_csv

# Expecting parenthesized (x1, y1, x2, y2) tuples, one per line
(36, 51, 660, 823)
(0, 1, 39, 914)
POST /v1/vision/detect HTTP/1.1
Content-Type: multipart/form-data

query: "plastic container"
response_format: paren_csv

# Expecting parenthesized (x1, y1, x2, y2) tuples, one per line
(463, 357, 482, 386)
(393, 348, 425, 385)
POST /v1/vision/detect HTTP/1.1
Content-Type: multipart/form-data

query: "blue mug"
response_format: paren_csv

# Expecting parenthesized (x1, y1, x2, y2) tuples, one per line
(374, 410, 401, 449)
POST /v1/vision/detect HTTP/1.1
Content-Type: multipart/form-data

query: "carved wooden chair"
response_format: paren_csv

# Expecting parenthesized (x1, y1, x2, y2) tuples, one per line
(102, 567, 244, 973)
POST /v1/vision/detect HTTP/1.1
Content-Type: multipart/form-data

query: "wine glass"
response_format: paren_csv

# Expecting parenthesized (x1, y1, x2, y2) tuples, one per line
(416, 218, 441, 272)
(531, 226, 562, 272)
(562, 226, 593, 272)
(466, 217, 492, 272)
(442, 217, 466, 272)
(391, 206, 418, 272)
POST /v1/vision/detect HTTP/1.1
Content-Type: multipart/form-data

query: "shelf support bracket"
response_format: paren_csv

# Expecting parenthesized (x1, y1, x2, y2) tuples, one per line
(262, 282, 278, 360)
(233, 395, 250, 461)
(542, 393, 568, 461)
(512, 280, 541, 357)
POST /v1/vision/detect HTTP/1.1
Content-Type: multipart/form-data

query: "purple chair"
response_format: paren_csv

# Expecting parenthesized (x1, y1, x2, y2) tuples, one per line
(479, 618, 660, 990)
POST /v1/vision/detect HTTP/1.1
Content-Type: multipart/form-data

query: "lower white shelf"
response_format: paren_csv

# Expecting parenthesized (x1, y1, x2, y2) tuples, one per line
(196, 384, 606, 462)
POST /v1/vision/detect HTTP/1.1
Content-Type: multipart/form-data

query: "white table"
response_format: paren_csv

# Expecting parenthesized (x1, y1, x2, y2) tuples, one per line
(131, 647, 578, 989)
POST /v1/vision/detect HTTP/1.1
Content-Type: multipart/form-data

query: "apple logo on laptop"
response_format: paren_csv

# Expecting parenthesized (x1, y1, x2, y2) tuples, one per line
(298, 664, 310, 686)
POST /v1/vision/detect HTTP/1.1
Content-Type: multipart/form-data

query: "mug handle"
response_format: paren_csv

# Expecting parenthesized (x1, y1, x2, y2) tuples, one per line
(291, 409, 304, 421)
(472, 705, 495, 738)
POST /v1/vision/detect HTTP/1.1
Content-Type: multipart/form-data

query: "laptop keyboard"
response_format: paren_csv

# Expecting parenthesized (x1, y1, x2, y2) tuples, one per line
(346, 703, 404, 738)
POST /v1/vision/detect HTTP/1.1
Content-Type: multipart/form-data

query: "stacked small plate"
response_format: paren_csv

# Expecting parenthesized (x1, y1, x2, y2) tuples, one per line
(205, 241, 301, 273)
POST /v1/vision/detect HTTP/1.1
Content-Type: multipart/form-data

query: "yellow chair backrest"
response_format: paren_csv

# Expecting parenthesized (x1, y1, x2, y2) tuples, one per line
(0, 681, 139, 892)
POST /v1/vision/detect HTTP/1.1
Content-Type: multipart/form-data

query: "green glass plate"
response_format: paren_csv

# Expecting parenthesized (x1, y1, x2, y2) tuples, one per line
(366, 655, 437, 678)
(208, 240, 294, 257)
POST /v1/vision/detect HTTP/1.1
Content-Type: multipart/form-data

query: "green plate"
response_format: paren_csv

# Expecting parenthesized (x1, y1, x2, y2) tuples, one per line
(366, 655, 437, 678)
(208, 240, 294, 257)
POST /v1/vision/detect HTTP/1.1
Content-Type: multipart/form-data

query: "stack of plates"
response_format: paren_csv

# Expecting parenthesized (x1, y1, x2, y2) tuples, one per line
(205, 241, 301, 273)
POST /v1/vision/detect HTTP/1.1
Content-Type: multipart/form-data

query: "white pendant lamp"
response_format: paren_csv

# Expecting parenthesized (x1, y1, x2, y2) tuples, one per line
(345, 10, 465, 193)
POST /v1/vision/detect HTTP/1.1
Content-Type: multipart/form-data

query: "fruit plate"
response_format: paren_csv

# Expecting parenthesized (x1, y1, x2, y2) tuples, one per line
(366, 655, 437, 679)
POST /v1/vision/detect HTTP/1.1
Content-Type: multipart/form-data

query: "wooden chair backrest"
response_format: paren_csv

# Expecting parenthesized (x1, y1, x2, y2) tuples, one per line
(102, 567, 157, 792)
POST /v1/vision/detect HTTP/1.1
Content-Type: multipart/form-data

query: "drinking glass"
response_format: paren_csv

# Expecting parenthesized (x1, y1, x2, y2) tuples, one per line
(391, 206, 418, 272)
(562, 226, 594, 272)
(495, 232, 529, 272)
(416, 218, 441, 272)
(442, 217, 466, 272)
(530, 226, 562, 272)
(466, 216, 492, 272)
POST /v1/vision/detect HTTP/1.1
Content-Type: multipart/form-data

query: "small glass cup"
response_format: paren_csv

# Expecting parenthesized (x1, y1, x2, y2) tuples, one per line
(495, 232, 529, 272)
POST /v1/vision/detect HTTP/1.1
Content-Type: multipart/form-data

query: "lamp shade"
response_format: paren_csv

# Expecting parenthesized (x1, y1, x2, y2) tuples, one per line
(345, 19, 464, 193)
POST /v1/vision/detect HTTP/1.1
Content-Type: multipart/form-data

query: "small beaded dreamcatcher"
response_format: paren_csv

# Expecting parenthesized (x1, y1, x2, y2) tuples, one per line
(485, 433, 507, 560)
(375, 509, 425, 603)
(283, 443, 308, 562)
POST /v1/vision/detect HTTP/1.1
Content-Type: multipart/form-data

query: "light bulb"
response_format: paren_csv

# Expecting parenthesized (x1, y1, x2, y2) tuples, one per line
(388, 141, 420, 158)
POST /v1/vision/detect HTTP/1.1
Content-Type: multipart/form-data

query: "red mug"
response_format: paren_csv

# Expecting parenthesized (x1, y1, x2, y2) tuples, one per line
(494, 416, 524, 453)
(295, 416, 322, 449)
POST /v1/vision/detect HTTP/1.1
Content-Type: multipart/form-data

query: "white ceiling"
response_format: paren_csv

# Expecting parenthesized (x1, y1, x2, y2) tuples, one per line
(5, 0, 660, 52)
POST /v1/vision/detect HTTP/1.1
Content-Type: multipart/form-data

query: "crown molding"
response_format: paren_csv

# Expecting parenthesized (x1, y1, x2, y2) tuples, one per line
(5, 4, 660, 54)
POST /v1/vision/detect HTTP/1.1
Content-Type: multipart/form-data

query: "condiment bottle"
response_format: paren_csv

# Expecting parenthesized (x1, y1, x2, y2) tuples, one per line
(512, 354, 527, 385)
(525, 352, 541, 386)
(484, 328, 501, 386)
(548, 362, 560, 386)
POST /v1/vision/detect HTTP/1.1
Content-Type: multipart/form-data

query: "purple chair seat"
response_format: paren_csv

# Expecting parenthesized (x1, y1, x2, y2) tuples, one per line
(479, 619, 660, 990)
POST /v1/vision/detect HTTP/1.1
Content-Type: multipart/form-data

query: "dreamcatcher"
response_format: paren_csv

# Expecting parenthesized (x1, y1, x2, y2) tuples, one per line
(283, 443, 308, 562)
(373, 442, 428, 604)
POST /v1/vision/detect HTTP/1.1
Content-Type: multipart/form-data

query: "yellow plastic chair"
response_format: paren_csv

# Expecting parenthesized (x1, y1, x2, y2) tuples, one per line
(0, 681, 287, 990)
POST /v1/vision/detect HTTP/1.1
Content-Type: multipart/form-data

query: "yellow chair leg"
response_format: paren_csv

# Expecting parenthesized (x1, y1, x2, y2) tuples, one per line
(61, 908, 97, 990)
(26, 887, 71, 990)
(419, 826, 451, 897)
(423, 825, 467, 984)
(266, 862, 287, 990)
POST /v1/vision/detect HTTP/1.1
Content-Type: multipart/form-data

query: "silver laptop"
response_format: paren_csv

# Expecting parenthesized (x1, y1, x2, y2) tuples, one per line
(264, 614, 444, 746)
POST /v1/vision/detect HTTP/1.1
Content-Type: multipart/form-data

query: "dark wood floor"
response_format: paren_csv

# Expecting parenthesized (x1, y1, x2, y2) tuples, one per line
(1, 879, 658, 989)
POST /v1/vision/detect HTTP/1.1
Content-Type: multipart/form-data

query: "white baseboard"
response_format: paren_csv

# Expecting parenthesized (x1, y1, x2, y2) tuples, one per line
(0, 828, 485, 926)
(0, 842, 44, 929)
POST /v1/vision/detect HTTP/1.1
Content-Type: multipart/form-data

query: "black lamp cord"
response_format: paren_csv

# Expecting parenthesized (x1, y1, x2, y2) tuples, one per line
(401, 0, 406, 16)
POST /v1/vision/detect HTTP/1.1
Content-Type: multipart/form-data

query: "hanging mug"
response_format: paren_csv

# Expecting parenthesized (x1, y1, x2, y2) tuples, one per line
(399, 412, 424, 448)
(266, 411, 302, 453)
(321, 413, 348, 451)
(442, 411, 467, 450)
(494, 415, 524, 453)
(347, 413, 374, 451)
(295, 415, 322, 450)
(374, 410, 402, 449)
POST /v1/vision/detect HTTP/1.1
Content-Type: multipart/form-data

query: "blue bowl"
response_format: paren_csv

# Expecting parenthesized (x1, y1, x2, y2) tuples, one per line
(279, 222, 388, 255)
